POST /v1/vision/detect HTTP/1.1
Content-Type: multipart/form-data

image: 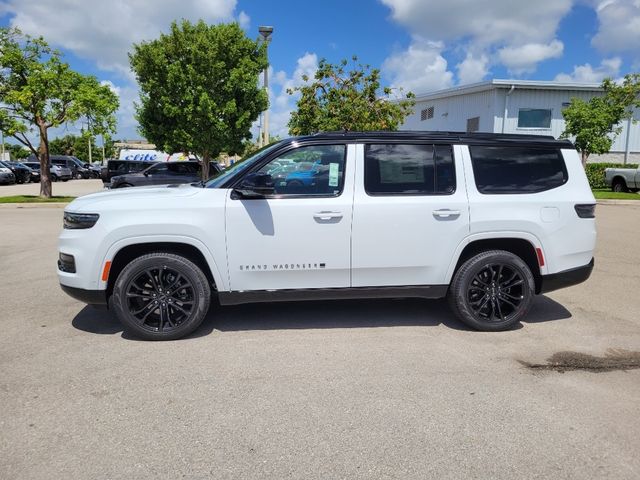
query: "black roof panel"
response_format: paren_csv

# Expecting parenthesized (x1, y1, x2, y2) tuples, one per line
(289, 131, 574, 148)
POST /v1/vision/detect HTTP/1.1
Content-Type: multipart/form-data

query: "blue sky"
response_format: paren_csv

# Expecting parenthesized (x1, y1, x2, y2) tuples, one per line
(1, 0, 639, 140)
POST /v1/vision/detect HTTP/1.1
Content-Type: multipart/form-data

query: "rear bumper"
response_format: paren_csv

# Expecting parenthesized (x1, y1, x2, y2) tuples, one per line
(60, 284, 107, 306)
(540, 258, 594, 294)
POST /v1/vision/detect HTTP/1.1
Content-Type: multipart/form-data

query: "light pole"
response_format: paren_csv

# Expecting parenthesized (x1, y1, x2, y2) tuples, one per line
(258, 26, 273, 147)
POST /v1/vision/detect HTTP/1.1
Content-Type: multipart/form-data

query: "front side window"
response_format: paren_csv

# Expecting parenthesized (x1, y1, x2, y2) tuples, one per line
(469, 146, 568, 194)
(364, 144, 455, 195)
(255, 144, 346, 196)
(147, 164, 168, 175)
(517, 109, 552, 128)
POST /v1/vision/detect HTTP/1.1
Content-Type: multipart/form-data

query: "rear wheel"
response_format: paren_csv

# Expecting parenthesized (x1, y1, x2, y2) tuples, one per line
(111, 252, 211, 340)
(612, 179, 628, 192)
(448, 250, 535, 331)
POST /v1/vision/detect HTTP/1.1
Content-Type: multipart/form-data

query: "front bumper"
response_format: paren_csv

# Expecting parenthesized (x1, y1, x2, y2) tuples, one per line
(0, 172, 15, 184)
(60, 284, 107, 306)
(540, 258, 594, 294)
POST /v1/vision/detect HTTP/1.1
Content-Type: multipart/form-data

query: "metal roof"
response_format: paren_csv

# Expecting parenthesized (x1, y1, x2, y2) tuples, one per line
(412, 79, 603, 102)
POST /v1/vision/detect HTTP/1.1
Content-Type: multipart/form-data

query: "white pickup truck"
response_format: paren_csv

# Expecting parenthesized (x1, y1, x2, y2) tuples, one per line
(605, 166, 640, 192)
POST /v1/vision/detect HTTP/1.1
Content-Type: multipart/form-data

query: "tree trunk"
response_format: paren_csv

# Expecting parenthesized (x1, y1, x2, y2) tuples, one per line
(201, 151, 210, 181)
(581, 150, 589, 168)
(37, 120, 52, 198)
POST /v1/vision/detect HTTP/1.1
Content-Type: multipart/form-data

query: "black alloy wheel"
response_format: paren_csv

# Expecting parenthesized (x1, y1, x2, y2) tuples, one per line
(112, 252, 211, 340)
(448, 250, 535, 331)
(466, 263, 524, 323)
(125, 267, 195, 333)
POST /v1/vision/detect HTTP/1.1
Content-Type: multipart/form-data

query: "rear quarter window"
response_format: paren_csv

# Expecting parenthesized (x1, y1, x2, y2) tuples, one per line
(469, 146, 568, 194)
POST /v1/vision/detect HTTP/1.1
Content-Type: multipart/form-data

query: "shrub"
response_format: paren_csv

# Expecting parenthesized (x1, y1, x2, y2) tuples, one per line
(585, 163, 638, 189)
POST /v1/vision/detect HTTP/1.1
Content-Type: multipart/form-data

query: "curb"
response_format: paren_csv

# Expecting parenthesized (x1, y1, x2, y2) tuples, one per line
(0, 202, 68, 209)
(596, 199, 640, 206)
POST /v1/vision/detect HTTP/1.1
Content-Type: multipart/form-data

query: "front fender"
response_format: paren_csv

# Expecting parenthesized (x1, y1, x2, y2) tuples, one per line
(99, 234, 226, 291)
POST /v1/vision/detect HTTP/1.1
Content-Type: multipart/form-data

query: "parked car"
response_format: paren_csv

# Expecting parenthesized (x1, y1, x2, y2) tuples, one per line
(58, 131, 596, 340)
(110, 161, 222, 188)
(604, 166, 640, 192)
(23, 161, 73, 182)
(0, 163, 15, 185)
(51, 155, 92, 179)
(0, 161, 31, 184)
(101, 159, 159, 185)
(83, 162, 103, 179)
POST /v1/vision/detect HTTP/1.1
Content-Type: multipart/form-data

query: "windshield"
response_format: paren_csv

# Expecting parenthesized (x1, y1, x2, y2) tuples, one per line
(205, 142, 283, 188)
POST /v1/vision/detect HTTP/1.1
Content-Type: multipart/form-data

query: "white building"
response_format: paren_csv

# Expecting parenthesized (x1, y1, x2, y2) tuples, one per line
(401, 79, 639, 163)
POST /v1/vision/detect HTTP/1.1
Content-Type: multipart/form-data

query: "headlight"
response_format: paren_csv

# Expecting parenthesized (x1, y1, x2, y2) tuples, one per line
(63, 212, 100, 229)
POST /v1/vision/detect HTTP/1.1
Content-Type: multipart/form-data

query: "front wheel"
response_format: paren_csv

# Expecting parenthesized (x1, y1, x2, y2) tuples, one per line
(111, 252, 211, 340)
(448, 250, 535, 331)
(612, 179, 628, 193)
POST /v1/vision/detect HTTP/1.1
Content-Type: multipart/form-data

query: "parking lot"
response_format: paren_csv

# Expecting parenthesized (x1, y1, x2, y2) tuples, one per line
(1, 203, 639, 479)
(0, 178, 105, 197)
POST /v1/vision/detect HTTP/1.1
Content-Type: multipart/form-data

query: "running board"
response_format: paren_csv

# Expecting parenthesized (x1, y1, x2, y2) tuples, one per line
(217, 285, 448, 306)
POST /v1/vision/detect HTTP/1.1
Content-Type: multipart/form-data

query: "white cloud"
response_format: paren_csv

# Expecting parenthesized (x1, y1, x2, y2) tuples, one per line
(592, 0, 640, 53)
(554, 57, 622, 82)
(498, 40, 564, 74)
(238, 10, 250, 30)
(5, 0, 238, 77)
(381, 0, 573, 77)
(382, 39, 454, 94)
(456, 53, 489, 85)
(380, 0, 572, 45)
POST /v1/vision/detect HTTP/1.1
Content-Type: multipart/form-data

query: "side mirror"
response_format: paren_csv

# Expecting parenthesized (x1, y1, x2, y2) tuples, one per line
(233, 172, 275, 198)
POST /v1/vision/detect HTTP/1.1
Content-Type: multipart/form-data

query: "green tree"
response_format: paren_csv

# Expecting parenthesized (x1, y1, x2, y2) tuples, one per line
(287, 57, 415, 135)
(0, 28, 118, 197)
(2, 143, 30, 159)
(561, 73, 640, 166)
(49, 133, 98, 162)
(130, 20, 268, 180)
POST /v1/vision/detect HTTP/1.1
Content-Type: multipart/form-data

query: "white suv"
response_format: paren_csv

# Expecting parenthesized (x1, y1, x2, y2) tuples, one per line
(58, 132, 596, 340)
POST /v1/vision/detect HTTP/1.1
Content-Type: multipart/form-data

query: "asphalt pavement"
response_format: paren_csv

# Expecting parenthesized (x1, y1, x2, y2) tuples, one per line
(0, 204, 639, 479)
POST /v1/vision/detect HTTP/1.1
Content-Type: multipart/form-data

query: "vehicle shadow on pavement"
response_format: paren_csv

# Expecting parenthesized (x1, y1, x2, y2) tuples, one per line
(208, 295, 572, 332)
(71, 306, 216, 340)
(71, 295, 571, 338)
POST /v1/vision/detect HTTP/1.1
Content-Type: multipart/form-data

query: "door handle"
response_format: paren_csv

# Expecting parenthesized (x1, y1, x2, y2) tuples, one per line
(432, 209, 461, 218)
(313, 211, 343, 221)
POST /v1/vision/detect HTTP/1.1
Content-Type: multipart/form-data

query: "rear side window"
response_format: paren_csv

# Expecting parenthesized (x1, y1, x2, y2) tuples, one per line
(469, 146, 568, 194)
(364, 144, 455, 195)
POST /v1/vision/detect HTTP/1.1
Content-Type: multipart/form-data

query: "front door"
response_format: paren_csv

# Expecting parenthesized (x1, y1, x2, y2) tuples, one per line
(225, 143, 355, 291)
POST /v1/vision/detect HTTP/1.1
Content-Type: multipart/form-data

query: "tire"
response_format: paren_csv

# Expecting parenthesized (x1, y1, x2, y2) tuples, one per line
(612, 179, 628, 193)
(51, 174, 58, 182)
(448, 250, 535, 331)
(115, 183, 133, 188)
(111, 252, 211, 340)
(62, 178, 69, 182)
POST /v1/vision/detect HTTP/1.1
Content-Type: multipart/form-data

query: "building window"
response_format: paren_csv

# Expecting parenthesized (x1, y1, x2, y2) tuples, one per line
(420, 106, 434, 121)
(517, 108, 552, 129)
(466, 116, 480, 133)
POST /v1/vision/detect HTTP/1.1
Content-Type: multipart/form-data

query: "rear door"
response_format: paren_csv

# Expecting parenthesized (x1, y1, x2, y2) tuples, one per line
(351, 143, 470, 287)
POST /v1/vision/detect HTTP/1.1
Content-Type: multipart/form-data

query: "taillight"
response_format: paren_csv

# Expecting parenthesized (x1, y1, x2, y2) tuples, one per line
(574, 204, 596, 218)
